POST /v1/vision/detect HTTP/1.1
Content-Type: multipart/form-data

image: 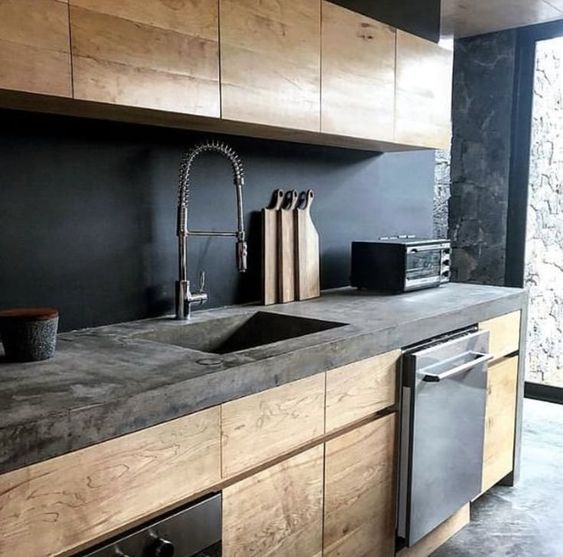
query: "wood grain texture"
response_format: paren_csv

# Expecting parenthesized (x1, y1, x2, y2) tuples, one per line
(0, 407, 221, 557)
(395, 30, 453, 150)
(326, 351, 399, 433)
(482, 356, 518, 493)
(0, 0, 71, 96)
(262, 189, 285, 305)
(278, 190, 299, 303)
(324, 415, 396, 557)
(321, 1, 396, 141)
(223, 445, 324, 557)
(295, 190, 320, 301)
(397, 504, 470, 557)
(442, 0, 563, 38)
(221, 374, 325, 477)
(480, 311, 521, 362)
(69, 1, 220, 115)
(220, 0, 321, 131)
(0, 88, 417, 153)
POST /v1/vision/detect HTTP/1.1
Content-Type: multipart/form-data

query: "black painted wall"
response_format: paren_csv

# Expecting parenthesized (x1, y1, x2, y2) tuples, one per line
(332, 0, 441, 42)
(0, 110, 435, 331)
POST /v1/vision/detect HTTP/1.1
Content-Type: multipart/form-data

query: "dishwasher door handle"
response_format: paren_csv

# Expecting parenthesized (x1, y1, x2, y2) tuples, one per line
(421, 352, 494, 382)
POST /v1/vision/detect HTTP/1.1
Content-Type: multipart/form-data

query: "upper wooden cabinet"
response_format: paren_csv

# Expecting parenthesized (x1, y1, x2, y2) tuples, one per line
(0, 0, 71, 97)
(69, 0, 220, 116)
(220, 0, 321, 131)
(395, 30, 453, 149)
(321, 1, 396, 141)
(0, 0, 454, 150)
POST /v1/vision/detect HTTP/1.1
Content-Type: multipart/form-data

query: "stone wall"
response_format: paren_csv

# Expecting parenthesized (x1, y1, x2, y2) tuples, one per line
(524, 37, 563, 386)
(447, 31, 518, 285)
(433, 148, 451, 238)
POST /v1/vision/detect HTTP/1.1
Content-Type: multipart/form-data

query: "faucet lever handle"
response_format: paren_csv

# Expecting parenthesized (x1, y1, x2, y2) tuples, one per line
(198, 270, 206, 293)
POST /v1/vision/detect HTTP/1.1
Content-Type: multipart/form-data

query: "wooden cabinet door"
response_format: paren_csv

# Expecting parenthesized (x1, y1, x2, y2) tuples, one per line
(220, 0, 321, 131)
(0, 0, 71, 97)
(223, 445, 324, 557)
(321, 1, 396, 141)
(395, 30, 453, 149)
(482, 356, 518, 492)
(324, 414, 396, 557)
(480, 311, 521, 362)
(325, 350, 399, 433)
(69, 0, 220, 116)
(0, 407, 221, 557)
(221, 374, 325, 477)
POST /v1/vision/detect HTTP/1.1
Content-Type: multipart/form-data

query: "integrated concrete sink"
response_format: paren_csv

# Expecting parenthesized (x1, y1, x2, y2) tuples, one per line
(138, 311, 346, 355)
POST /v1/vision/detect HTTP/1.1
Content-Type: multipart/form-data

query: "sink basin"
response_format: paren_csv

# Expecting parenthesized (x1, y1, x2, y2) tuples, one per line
(138, 311, 346, 355)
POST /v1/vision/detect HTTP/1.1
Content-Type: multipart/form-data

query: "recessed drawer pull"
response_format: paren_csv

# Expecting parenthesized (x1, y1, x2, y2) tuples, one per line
(421, 352, 494, 382)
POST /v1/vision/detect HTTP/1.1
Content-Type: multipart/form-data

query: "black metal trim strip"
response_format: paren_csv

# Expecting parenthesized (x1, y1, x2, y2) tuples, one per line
(525, 381, 563, 405)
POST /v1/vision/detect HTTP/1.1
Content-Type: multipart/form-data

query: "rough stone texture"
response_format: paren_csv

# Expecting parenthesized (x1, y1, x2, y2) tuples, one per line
(448, 31, 518, 285)
(433, 148, 451, 239)
(0, 284, 526, 474)
(524, 38, 563, 386)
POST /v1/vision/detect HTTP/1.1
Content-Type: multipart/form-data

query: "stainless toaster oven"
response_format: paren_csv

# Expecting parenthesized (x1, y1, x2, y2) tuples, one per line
(351, 238, 451, 293)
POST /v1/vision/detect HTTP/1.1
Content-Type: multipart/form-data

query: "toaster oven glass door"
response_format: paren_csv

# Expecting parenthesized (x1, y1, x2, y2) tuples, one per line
(405, 248, 443, 289)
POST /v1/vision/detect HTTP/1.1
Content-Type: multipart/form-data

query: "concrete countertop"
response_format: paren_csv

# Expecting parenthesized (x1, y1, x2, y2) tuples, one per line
(0, 283, 527, 475)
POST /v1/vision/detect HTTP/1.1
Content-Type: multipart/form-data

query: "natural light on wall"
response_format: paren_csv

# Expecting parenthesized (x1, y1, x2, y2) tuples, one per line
(525, 36, 563, 387)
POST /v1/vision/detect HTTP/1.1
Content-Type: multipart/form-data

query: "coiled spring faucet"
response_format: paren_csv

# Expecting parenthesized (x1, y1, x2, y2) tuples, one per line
(176, 140, 247, 319)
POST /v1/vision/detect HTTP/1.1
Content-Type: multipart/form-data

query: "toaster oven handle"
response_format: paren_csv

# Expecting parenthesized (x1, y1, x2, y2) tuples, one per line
(421, 352, 494, 383)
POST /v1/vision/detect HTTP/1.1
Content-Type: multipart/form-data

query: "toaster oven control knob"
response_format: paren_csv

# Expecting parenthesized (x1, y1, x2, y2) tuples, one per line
(151, 537, 175, 557)
(442, 260, 450, 266)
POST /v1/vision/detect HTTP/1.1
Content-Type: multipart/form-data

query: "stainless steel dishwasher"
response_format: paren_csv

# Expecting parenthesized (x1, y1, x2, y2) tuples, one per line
(83, 493, 221, 557)
(397, 328, 493, 547)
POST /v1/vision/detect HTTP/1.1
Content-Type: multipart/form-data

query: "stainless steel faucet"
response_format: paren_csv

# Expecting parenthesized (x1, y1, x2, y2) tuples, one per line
(176, 140, 247, 319)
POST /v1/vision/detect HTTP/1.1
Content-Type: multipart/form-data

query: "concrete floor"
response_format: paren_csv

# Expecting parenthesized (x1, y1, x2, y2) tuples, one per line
(433, 399, 563, 557)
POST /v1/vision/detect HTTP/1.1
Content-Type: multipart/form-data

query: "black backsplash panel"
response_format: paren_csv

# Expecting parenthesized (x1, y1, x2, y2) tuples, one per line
(0, 110, 434, 331)
(331, 0, 441, 42)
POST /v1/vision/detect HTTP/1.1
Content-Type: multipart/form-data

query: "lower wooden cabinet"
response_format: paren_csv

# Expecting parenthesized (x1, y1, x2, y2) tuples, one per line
(222, 445, 324, 557)
(480, 311, 521, 362)
(324, 415, 397, 557)
(482, 356, 519, 492)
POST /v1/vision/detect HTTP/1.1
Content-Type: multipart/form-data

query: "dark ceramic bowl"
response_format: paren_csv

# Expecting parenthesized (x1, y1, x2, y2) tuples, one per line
(0, 308, 59, 362)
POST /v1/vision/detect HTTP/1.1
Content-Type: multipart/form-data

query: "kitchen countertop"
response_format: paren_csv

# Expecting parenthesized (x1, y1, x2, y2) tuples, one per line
(0, 283, 527, 475)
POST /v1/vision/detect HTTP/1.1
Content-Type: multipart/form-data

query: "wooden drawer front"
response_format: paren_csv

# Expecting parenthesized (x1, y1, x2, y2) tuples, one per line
(480, 311, 521, 361)
(482, 356, 518, 492)
(321, 1, 396, 141)
(324, 414, 396, 557)
(221, 374, 325, 477)
(223, 445, 324, 557)
(325, 351, 399, 433)
(70, 0, 220, 116)
(220, 0, 321, 131)
(0, 407, 221, 557)
(395, 30, 453, 149)
(0, 0, 71, 97)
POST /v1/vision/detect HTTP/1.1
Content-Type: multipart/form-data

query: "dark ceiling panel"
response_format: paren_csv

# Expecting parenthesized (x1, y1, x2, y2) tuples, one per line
(330, 0, 441, 42)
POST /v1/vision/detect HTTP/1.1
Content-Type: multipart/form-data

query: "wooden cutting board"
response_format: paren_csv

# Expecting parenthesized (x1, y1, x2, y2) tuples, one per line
(261, 189, 284, 305)
(278, 190, 299, 303)
(295, 190, 320, 300)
